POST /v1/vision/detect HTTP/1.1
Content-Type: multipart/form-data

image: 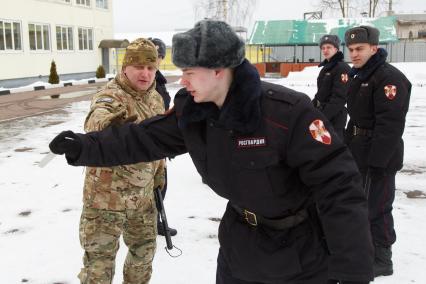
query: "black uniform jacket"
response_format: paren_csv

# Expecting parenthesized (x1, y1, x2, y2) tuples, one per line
(345, 48, 411, 171)
(71, 60, 373, 282)
(313, 51, 351, 131)
(155, 70, 171, 110)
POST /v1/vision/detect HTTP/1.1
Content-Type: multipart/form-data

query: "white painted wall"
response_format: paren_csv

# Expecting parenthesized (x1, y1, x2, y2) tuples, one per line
(397, 23, 426, 39)
(0, 0, 113, 80)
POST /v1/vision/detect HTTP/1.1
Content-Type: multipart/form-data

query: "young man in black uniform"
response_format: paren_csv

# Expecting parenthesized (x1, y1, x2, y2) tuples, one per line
(50, 20, 373, 284)
(313, 35, 350, 139)
(344, 25, 411, 278)
(148, 37, 177, 236)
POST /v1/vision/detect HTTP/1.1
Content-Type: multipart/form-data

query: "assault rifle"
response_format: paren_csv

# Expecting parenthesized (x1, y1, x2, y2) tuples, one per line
(154, 187, 181, 257)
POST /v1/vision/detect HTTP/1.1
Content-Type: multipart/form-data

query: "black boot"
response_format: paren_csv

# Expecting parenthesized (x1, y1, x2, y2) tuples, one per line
(374, 245, 393, 277)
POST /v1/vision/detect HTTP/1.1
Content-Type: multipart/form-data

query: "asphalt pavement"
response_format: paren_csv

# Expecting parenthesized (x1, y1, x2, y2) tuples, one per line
(0, 75, 180, 122)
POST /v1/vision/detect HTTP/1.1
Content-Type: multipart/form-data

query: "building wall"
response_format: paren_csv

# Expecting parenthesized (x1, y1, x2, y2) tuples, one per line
(0, 0, 113, 80)
(397, 23, 426, 39)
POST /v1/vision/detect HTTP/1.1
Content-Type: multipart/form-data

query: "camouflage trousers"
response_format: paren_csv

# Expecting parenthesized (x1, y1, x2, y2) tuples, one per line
(78, 201, 157, 284)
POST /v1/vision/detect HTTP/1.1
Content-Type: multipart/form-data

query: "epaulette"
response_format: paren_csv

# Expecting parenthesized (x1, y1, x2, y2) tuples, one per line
(261, 81, 307, 105)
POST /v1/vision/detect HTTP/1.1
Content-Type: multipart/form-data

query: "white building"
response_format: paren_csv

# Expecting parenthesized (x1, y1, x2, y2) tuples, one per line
(0, 0, 114, 88)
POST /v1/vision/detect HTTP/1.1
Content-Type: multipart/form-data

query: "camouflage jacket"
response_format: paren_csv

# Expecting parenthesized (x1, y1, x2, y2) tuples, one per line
(83, 72, 165, 210)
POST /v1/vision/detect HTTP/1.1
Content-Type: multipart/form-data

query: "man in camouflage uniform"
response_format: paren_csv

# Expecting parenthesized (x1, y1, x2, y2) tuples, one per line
(78, 38, 165, 284)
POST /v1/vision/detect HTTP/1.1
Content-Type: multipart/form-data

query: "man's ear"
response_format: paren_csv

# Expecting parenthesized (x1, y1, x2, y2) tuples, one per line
(214, 68, 225, 78)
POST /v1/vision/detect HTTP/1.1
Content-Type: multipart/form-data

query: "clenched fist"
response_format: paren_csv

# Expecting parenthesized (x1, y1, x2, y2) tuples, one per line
(49, 130, 82, 160)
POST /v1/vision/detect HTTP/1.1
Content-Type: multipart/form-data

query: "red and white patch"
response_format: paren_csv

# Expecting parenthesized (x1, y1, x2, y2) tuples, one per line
(309, 119, 332, 145)
(341, 73, 349, 83)
(384, 85, 397, 100)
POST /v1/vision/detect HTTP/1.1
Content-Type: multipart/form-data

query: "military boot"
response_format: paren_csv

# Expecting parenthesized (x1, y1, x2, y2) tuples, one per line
(374, 245, 393, 277)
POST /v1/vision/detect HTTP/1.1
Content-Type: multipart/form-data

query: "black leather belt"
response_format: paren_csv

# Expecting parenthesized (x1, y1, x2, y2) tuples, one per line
(353, 125, 373, 137)
(231, 204, 308, 230)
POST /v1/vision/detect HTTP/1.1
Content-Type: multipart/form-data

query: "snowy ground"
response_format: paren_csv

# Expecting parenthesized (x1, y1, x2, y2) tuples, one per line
(1, 63, 425, 283)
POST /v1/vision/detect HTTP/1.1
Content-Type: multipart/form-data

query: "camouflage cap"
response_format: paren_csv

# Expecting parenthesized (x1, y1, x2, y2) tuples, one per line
(122, 38, 158, 68)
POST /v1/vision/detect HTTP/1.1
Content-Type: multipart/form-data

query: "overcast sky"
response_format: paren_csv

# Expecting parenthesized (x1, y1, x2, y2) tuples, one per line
(112, 0, 426, 33)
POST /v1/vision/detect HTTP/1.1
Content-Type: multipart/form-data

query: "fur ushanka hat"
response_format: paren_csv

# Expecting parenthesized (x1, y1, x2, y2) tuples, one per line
(345, 25, 380, 46)
(172, 20, 245, 69)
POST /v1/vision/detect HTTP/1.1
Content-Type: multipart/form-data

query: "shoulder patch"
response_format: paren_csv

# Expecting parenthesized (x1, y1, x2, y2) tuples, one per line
(309, 119, 332, 145)
(95, 97, 115, 104)
(384, 85, 397, 100)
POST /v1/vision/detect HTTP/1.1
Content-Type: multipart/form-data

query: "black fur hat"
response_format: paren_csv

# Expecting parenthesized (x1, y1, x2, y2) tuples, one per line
(345, 25, 380, 46)
(148, 37, 166, 58)
(172, 20, 245, 68)
(319, 34, 341, 49)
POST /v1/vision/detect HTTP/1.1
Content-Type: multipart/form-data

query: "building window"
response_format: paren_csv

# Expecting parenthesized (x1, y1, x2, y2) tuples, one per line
(29, 23, 51, 51)
(0, 19, 22, 51)
(56, 26, 73, 51)
(96, 0, 108, 9)
(78, 27, 93, 50)
(76, 0, 91, 6)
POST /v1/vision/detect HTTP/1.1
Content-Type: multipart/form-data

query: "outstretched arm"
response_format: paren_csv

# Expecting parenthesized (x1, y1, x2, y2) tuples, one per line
(49, 109, 187, 167)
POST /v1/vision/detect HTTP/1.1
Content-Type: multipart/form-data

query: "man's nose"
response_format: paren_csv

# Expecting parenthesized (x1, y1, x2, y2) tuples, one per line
(139, 69, 149, 76)
(180, 77, 188, 87)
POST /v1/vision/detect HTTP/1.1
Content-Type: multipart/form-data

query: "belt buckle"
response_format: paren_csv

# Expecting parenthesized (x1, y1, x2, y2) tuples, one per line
(244, 209, 258, 226)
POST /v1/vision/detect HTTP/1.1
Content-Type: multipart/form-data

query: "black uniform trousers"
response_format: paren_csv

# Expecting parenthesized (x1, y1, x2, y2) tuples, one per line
(362, 170, 397, 247)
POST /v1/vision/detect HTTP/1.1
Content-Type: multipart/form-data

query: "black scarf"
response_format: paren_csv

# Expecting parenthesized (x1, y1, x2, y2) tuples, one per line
(318, 51, 344, 71)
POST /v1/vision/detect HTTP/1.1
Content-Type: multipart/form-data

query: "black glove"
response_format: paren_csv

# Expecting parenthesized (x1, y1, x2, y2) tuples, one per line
(328, 280, 369, 284)
(49, 130, 82, 160)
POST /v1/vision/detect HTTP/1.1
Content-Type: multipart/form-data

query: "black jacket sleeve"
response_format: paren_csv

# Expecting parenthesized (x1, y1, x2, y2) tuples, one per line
(286, 97, 374, 282)
(368, 66, 411, 168)
(322, 63, 350, 120)
(69, 109, 187, 167)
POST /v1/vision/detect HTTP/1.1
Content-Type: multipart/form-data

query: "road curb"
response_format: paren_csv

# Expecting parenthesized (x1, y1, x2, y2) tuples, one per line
(1, 76, 114, 95)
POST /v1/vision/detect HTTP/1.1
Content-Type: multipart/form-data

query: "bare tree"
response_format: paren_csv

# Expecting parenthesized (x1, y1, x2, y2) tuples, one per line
(318, 0, 350, 17)
(317, 0, 395, 18)
(193, 0, 257, 29)
(369, 0, 379, 17)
